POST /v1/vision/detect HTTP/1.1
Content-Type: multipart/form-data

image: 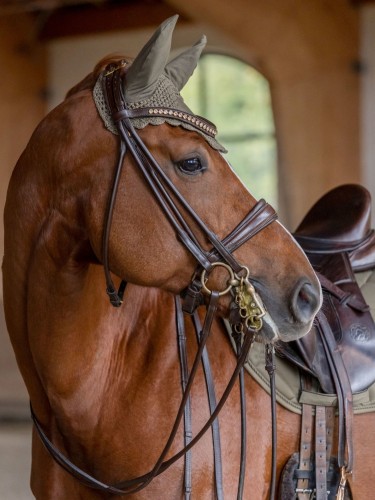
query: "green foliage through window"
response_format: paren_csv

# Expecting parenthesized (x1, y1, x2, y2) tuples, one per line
(181, 54, 277, 207)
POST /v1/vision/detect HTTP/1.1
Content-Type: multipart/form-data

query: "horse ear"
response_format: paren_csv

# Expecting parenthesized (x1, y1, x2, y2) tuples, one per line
(164, 35, 207, 91)
(124, 15, 178, 102)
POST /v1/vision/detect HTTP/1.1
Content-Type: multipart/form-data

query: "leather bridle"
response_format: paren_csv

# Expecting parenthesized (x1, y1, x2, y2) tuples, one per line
(101, 64, 278, 310)
(31, 63, 280, 498)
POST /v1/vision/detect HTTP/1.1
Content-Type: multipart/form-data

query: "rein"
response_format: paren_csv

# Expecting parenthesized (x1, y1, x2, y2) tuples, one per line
(31, 63, 280, 498)
(31, 300, 257, 495)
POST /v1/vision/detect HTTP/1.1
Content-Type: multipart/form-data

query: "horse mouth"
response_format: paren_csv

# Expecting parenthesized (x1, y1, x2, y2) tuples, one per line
(208, 285, 317, 344)
(242, 310, 316, 345)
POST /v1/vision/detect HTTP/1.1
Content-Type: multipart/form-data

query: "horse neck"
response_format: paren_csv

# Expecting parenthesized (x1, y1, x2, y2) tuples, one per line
(34, 277, 179, 413)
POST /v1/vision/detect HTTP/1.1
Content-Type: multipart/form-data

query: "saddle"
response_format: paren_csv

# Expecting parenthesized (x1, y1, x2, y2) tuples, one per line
(279, 183, 375, 394)
(276, 184, 375, 500)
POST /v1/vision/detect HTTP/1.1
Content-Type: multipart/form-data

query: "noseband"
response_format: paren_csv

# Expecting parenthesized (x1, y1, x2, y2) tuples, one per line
(31, 63, 280, 498)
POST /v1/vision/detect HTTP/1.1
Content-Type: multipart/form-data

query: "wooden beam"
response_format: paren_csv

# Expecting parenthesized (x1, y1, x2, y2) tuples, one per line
(0, 0, 101, 15)
(351, 0, 375, 4)
(38, 0, 189, 40)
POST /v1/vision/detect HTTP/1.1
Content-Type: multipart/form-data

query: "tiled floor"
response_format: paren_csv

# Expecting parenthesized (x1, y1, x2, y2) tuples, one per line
(0, 422, 33, 499)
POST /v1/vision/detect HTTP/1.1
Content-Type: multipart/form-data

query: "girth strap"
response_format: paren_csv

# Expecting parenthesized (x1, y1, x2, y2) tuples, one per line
(296, 400, 313, 500)
(295, 395, 335, 499)
(325, 407, 335, 476)
(315, 405, 327, 500)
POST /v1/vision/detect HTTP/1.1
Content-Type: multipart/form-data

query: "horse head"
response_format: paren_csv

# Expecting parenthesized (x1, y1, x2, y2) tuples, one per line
(4, 16, 321, 347)
(80, 16, 321, 342)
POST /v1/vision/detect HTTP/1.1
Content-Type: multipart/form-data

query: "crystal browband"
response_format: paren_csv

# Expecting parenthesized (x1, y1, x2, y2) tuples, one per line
(113, 107, 218, 138)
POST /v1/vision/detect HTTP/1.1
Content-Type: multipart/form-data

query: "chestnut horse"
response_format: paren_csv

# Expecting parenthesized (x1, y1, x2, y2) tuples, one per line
(3, 17, 324, 499)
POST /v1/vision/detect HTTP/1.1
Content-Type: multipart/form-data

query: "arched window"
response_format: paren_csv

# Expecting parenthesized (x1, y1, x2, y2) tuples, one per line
(181, 54, 277, 207)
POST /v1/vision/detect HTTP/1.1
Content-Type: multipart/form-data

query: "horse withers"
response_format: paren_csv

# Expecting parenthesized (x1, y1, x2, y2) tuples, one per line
(3, 16, 321, 499)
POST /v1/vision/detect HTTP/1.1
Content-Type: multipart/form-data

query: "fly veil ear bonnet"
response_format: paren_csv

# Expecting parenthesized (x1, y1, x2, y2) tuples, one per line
(93, 15, 226, 152)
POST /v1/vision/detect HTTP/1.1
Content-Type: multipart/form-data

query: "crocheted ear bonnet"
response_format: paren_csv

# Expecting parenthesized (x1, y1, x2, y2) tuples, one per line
(93, 15, 226, 152)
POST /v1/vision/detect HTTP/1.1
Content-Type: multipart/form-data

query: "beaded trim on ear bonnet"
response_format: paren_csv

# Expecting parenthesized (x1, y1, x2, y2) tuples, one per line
(93, 15, 226, 152)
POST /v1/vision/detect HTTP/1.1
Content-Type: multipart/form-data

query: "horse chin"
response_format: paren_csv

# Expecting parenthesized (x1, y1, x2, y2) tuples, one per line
(273, 320, 314, 343)
(257, 313, 315, 344)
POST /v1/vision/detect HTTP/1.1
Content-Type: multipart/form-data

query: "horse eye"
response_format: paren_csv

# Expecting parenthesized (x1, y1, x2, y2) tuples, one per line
(177, 157, 206, 175)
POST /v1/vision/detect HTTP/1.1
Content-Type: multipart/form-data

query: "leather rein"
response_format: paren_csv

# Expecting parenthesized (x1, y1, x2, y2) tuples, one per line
(31, 63, 280, 498)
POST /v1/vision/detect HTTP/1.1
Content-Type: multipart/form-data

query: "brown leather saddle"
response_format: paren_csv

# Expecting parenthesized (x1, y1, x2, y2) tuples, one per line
(277, 184, 375, 500)
(278, 183, 375, 394)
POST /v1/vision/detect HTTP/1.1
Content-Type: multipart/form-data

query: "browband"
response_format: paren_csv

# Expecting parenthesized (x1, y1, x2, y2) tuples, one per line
(113, 107, 218, 138)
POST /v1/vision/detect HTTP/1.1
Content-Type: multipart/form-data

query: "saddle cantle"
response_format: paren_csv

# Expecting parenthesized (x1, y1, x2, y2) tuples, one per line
(278, 184, 375, 394)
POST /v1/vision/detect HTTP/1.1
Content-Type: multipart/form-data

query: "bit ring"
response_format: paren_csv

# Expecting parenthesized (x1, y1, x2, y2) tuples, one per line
(200, 262, 236, 296)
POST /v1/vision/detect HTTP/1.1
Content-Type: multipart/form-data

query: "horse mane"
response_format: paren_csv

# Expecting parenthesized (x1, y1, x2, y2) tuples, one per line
(65, 54, 130, 99)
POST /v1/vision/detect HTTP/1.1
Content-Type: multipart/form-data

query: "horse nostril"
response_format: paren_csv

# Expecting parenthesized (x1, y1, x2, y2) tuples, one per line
(290, 279, 321, 324)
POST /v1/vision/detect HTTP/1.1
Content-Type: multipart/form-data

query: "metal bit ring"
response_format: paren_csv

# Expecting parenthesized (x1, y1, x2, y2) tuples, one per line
(200, 262, 236, 296)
